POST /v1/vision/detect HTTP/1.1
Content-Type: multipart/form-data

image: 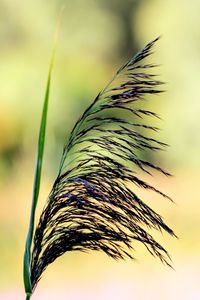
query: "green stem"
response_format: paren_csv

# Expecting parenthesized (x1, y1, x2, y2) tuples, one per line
(23, 45, 56, 296)
(23, 9, 63, 298)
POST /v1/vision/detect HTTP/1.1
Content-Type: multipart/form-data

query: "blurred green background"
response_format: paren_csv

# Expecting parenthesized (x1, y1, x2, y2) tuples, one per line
(0, 0, 200, 299)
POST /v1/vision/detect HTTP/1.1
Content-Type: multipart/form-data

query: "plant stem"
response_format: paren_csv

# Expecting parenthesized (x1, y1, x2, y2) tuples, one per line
(23, 42, 56, 296)
(23, 10, 62, 297)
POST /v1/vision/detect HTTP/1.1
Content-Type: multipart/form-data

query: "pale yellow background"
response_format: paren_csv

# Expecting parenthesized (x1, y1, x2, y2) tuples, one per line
(0, 1, 199, 299)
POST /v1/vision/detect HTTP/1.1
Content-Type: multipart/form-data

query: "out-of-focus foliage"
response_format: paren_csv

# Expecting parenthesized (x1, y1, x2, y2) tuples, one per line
(0, 0, 200, 299)
(0, 0, 144, 181)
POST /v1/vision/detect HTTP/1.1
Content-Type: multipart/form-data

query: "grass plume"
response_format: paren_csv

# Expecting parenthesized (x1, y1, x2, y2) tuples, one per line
(28, 37, 176, 294)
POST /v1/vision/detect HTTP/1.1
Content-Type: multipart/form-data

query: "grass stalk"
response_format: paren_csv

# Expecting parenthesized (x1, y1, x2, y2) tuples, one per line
(23, 44, 56, 299)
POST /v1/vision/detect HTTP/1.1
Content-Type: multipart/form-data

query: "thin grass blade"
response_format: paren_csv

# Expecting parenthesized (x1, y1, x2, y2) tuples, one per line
(23, 46, 55, 298)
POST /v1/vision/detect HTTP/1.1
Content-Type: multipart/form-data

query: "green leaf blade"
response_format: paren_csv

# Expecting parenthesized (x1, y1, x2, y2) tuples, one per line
(23, 46, 55, 298)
